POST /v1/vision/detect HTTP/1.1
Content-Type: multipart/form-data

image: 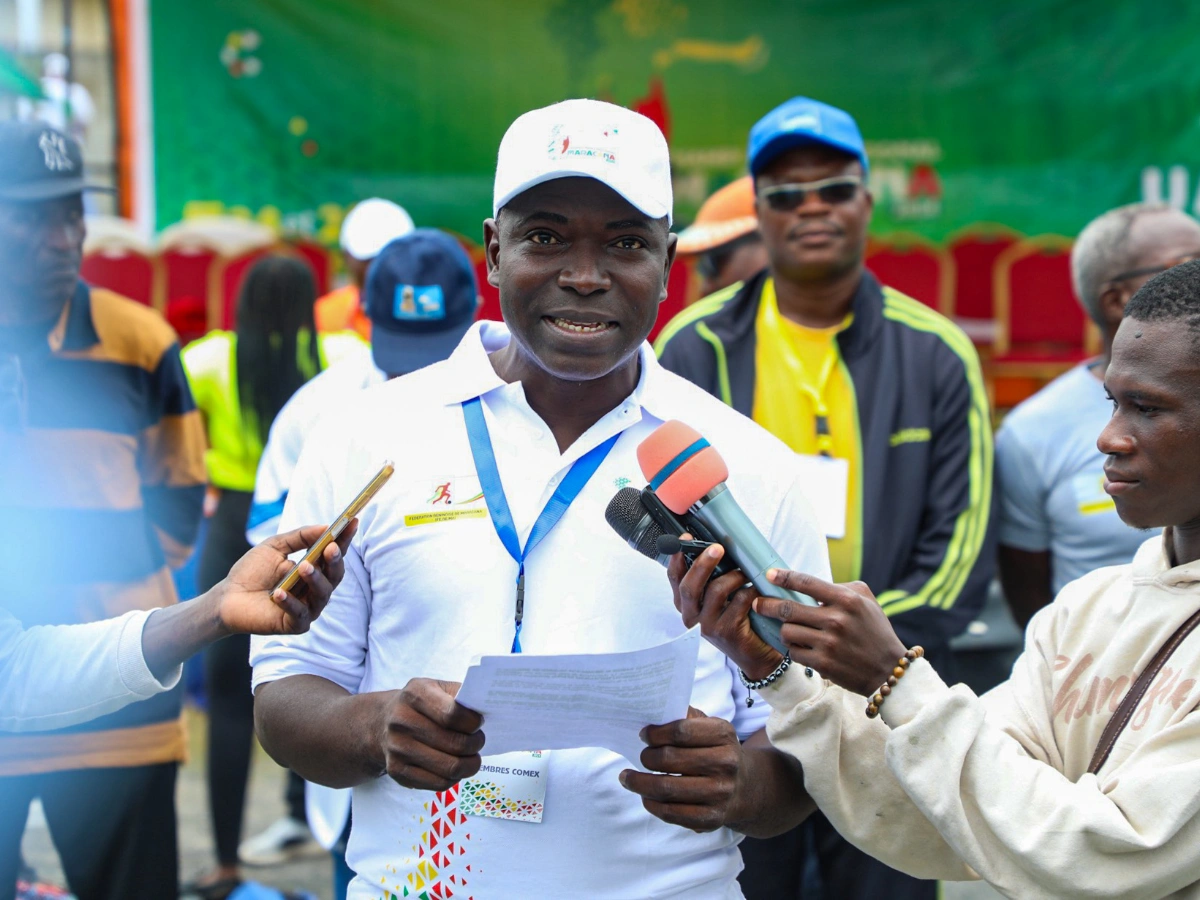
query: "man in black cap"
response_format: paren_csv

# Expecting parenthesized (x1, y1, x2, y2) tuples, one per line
(0, 121, 207, 900)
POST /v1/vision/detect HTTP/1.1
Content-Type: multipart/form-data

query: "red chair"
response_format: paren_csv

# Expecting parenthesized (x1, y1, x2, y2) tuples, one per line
(989, 235, 1099, 409)
(81, 247, 164, 313)
(993, 235, 1098, 360)
(289, 239, 333, 296)
(946, 224, 1021, 326)
(161, 245, 220, 343)
(865, 233, 954, 313)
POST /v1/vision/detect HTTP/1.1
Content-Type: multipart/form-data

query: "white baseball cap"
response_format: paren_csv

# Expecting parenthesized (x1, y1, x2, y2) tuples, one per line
(339, 198, 416, 260)
(493, 98, 673, 225)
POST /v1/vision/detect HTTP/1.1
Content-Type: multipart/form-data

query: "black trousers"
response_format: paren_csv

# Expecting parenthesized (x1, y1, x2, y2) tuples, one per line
(198, 489, 255, 869)
(739, 813, 938, 900)
(286, 768, 307, 823)
(0, 763, 178, 900)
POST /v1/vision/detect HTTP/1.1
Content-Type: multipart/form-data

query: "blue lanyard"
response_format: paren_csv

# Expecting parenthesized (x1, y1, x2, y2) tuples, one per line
(462, 396, 620, 653)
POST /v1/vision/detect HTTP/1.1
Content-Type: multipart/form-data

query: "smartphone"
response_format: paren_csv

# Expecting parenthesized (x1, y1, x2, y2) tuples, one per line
(273, 460, 395, 597)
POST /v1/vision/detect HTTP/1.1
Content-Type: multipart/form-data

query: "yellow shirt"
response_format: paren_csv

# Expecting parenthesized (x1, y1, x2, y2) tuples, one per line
(751, 278, 861, 582)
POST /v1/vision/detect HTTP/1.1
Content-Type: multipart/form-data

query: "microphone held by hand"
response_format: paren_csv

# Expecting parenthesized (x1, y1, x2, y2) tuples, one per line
(636, 421, 819, 650)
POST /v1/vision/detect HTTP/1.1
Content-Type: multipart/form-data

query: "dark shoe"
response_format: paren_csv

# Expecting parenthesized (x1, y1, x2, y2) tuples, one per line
(179, 874, 242, 900)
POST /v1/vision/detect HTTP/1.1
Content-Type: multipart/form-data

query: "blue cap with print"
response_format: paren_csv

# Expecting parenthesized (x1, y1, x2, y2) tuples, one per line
(747, 97, 868, 178)
(363, 228, 478, 376)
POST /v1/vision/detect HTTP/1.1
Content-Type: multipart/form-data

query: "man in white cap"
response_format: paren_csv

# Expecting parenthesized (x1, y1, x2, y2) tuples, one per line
(314, 198, 415, 341)
(250, 99, 827, 898)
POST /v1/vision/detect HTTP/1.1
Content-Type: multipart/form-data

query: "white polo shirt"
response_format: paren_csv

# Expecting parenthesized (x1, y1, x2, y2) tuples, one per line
(246, 353, 387, 545)
(251, 321, 829, 900)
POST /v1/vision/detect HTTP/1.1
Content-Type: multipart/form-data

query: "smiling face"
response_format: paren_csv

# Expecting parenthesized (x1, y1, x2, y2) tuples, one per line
(484, 177, 676, 383)
(0, 194, 85, 327)
(1099, 319, 1200, 531)
(753, 145, 873, 285)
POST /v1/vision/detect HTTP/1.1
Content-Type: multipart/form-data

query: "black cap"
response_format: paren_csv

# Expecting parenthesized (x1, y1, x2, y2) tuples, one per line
(0, 121, 106, 201)
(363, 228, 479, 375)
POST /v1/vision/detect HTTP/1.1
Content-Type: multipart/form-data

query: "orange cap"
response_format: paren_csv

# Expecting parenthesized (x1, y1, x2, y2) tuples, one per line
(676, 176, 759, 255)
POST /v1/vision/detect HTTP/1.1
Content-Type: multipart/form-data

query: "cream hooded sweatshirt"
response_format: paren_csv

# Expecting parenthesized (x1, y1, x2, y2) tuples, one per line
(763, 533, 1200, 899)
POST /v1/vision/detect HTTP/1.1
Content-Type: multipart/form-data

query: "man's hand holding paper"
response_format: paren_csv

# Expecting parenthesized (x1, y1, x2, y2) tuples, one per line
(454, 627, 701, 767)
(379, 678, 485, 791)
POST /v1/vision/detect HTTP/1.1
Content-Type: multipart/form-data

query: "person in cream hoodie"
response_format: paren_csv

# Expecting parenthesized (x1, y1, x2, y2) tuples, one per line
(668, 258, 1200, 899)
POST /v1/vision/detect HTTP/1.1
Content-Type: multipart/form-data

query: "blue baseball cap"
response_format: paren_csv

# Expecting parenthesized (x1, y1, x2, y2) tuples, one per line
(747, 97, 868, 178)
(363, 229, 479, 376)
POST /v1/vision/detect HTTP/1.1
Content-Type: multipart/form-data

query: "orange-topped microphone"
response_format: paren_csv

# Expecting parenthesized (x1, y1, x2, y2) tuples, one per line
(638, 422, 819, 636)
(636, 420, 728, 515)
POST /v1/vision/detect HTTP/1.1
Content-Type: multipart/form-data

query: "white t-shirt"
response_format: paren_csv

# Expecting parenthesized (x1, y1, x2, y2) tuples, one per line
(996, 361, 1155, 593)
(246, 352, 387, 545)
(251, 321, 830, 900)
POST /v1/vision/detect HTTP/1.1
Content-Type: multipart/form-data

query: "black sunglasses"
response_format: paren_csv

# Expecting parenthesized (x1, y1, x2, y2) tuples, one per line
(757, 176, 863, 212)
(0, 355, 27, 432)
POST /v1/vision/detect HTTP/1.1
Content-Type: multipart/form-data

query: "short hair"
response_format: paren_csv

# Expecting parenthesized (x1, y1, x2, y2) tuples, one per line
(1124, 258, 1200, 337)
(1071, 203, 1175, 325)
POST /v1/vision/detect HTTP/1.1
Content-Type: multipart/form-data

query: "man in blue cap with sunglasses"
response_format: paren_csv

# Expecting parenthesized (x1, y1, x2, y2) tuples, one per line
(657, 96, 994, 900)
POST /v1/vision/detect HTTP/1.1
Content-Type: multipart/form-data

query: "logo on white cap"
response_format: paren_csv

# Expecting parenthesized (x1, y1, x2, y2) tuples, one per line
(495, 99, 672, 225)
(547, 123, 619, 165)
(38, 131, 74, 172)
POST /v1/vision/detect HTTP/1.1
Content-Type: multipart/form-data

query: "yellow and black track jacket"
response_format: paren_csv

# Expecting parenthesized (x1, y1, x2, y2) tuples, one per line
(656, 269, 995, 664)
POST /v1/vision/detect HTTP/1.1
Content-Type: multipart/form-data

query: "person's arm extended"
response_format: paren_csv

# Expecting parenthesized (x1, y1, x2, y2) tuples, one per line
(753, 570, 1200, 895)
(998, 545, 1054, 629)
(0, 524, 350, 733)
(141, 522, 351, 679)
(255, 674, 485, 791)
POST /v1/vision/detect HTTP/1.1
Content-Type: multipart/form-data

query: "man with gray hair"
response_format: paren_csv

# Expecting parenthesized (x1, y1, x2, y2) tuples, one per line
(996, 202, 1200, 627)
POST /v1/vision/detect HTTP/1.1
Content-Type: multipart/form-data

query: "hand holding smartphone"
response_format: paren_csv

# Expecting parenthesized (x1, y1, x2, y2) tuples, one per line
(273, 461, 394, 597)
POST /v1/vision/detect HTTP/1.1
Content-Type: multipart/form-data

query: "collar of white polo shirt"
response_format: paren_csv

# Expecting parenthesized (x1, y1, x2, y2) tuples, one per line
(437, 320, 678, 430)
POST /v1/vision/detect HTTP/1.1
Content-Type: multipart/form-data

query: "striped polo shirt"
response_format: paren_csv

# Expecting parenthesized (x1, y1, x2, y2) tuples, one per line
(0, 282, 206, 774)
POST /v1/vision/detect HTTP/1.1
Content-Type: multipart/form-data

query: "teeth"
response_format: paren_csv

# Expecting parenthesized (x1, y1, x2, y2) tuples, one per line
(552, 317, 609, 333)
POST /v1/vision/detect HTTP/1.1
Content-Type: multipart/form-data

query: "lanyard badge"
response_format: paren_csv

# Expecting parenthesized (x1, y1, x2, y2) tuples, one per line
(461, 397, 619, 652)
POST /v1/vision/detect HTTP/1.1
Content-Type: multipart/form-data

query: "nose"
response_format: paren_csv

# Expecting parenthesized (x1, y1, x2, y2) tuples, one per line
(1097, 413, 1133, 457)
(558, 244, 611, 295)
(795, 190, 834, 217)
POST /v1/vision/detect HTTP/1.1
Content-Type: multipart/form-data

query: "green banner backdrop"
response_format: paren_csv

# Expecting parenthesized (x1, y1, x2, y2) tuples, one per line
(149, 0, 1200, 245)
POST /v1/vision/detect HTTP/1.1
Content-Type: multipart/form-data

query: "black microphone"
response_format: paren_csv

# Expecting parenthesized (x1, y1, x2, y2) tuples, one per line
(605, 484, 792, 655)
(605, 487, 736, 572)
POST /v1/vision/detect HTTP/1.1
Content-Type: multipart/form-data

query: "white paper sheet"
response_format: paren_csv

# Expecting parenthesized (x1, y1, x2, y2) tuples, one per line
(455, 627, 701, 766)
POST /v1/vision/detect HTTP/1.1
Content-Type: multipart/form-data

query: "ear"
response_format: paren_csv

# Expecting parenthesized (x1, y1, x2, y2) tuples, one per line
(861, 186, 875, 219)
(660, 232, 678, 305)
(1097, 283, 1128, 329)
(483, 217, 502, 290)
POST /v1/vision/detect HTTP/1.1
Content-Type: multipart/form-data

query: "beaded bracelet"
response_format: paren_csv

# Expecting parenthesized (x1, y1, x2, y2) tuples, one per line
(739, 654, 791, 691)
(865, 646, 924, 718)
